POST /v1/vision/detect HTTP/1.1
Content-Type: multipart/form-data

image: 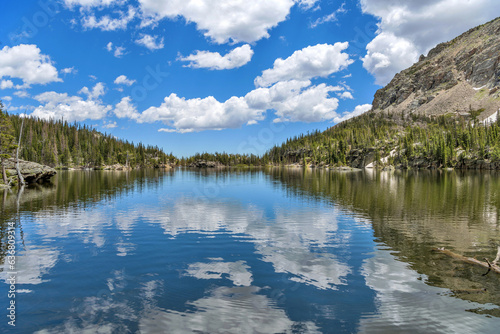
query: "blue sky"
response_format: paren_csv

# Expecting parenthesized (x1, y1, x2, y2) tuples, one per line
(1, 0, 499, 157)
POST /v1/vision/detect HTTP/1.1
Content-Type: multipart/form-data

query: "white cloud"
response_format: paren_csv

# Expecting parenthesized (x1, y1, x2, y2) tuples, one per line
(106, 42, 126, 58)
(297, 0, 320, 10)
(81, 6, 136, 31)
(114, 96, 140, 120)
(135, 34, 164, 51)
(339, 91, 353, 100)
(138, 79, 346, 132)
(310, 2, 347, 28)
(3, 104, 35, 112)
(247, 80, 342, 123)
(0, 44, 61, 86)
(14, 91, 30, 98)
(63, 0, 124, 9)
(61, 67, 77, 75)
(78, 82, 106, 100)
(179, 44, 253, 70)
(1, 80, 14, 89)
(137, 0, 296, 44)
(360, 0, 500, 85)
(114, 46, 126, 58)
(114, 75, 136, 86)
(362, 32, 419, 86)
(140, 93, 265, 133)
(102, 121, 118, 129)
(333, 104, 372, 123)
(1, 96, 12, 101)
(254, 43, 353, 87)
(31, 92, 111, 122)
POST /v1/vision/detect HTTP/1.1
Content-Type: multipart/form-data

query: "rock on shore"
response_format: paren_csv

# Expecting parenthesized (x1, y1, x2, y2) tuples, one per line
(3, 158, 56, 184)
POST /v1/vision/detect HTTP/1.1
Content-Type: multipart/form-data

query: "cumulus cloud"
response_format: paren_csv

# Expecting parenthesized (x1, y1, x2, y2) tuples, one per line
(137, 0, 296, 44)
(140, 93, 264, 133)
(30, 83, 112, 121)
(78, 82, 106, 99)
(114, 96, 140, 120)
(137, 79, 346, 132)
(14, 91, 30, 98)
(254, 43, 353, 87)
(135, 34, 164, 51)
(362, 32, 419, 86)
(0, 80, 14, 89)
(114, 75, 136, 86)
(361, 0, 500, 85)
(339, 91, 353, 100)
(333, 104, 372, 123)
(247, 80, 343, 123)
(31, 93, 111, 121)
(106, 42, 126, 58)
(0, 44, 61, 87)
(81, 6, 136, 31)
(61, 67, 77, 75)
(102, 121, 118, 129)
(178, 45, 253, 70)
(108, 41, 356, 132)
(113, 46, 126, 58)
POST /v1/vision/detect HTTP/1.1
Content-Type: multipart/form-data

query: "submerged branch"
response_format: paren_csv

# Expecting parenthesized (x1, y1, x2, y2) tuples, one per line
(433, 247, 500, 275)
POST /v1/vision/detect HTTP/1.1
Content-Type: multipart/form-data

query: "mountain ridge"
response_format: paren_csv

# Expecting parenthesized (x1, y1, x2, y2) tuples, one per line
(262, 17, 500, 170)
(371, 16, 500, 122)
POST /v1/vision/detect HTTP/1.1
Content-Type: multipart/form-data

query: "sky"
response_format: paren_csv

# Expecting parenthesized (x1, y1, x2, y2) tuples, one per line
(1, 0, 499, 157)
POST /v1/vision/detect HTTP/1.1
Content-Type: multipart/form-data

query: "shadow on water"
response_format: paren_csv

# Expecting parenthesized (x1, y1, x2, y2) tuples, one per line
(265, 167, 500, 316)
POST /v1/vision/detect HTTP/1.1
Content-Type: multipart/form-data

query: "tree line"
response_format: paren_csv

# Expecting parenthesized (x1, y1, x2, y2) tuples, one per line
(2, 100, 499, 171)
(262, 110, 500, 168)
(1, 104, 175, 170)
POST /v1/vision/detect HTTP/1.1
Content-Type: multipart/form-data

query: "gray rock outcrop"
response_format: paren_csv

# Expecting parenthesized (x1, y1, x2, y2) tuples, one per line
(188, 160, 223, 168)
(3, 158, 56, 184)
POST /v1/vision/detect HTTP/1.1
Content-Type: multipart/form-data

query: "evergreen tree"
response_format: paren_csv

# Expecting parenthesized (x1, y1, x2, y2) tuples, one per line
(0, 104, 17, 183)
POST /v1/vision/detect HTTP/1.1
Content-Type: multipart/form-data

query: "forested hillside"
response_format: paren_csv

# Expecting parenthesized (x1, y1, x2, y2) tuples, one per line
(263, 111, 500, 169)
(179, 152, 263, 167)
(5, 111, 175, 168)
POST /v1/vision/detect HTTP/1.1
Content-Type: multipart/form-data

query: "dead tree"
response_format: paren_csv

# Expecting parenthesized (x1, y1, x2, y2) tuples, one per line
(16, 118, 25, 186)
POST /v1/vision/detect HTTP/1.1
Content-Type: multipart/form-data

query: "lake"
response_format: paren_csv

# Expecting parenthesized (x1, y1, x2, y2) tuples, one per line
(1, 168, 500, 333)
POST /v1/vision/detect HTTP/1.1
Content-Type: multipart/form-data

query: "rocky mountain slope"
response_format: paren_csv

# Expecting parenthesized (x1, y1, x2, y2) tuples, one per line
(263, 17, 500, 170)
(371, 17, 500, 122)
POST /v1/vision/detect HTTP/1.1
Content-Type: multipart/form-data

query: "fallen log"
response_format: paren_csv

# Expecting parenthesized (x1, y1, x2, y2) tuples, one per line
(432, 247, 500, 275)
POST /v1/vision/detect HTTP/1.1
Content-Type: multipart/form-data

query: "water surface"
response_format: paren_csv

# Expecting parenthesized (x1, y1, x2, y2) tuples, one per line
(1, 168, 500, 333)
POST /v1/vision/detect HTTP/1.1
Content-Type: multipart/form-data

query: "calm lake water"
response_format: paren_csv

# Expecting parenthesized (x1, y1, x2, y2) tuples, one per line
(1, 168, 500, 333)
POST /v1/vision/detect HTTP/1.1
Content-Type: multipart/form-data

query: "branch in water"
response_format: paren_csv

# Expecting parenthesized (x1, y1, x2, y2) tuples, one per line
(432, 247, 500, 275)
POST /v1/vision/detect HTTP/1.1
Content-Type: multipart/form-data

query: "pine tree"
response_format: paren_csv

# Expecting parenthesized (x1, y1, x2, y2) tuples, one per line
(0, 104, 17, 184)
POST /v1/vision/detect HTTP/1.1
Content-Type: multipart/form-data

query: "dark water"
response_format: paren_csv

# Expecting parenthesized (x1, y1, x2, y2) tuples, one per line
(1, 168, 500, 333)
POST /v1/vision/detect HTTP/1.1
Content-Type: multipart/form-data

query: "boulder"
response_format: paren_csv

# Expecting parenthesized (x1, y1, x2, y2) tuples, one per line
(188, 160, 223, 168)
(3, 158, 56, 184)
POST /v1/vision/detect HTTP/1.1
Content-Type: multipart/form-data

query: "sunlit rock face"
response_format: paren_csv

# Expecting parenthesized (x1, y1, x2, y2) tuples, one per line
(371, 17, 500, 121)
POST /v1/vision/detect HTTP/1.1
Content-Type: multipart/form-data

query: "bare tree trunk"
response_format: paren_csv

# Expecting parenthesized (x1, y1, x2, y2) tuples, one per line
(16, 118, 25, 186)
(2, 162, 7, 184)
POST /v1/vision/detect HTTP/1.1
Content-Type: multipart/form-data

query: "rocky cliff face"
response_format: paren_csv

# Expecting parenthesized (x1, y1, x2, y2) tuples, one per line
(372, 17, 500, 121)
